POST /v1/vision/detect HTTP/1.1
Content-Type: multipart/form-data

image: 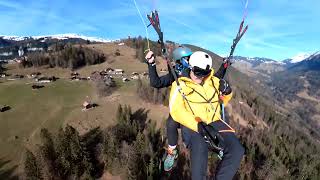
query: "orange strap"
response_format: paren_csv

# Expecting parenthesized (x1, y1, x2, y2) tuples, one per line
(218, 129, 236, 133)
(195, 117, 202, 122)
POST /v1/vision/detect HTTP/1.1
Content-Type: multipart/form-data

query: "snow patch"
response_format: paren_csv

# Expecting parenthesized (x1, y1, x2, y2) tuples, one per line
(263, 61, 285, 65)
(305, 51, 320, 61)
(1, 36, 28, 41)
(0, 52, 13, 56)
(27, 47, 43, 51)
(290, 53, 312, 63)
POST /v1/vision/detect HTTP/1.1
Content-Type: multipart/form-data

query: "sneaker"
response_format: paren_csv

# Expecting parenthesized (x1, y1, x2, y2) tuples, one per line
(164, 148, 178, 171)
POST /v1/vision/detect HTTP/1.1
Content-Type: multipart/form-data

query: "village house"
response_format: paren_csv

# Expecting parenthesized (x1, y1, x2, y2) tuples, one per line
(82, 101, 98, 111)
(106, 68, 114, 72)
(71, 72, 79, 76)
(114, 69, 124, 75)
(0, 73, 7, 78)
(122, 78, 130, 82)
(0, 105, 10, 112)
(130, 75, 139, 80)
(36, 76, 57, 83)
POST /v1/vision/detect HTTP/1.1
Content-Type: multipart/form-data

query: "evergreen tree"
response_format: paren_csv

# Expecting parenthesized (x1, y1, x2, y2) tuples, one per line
(39, 129, 56, 164)
(134, 132, 147, 154)
(116, 104, 123, 124)
(24, 149, 43, 180)
(127, 146, 142, 180)
(39, 128, 56, 178)
(103, 131, 118, 169)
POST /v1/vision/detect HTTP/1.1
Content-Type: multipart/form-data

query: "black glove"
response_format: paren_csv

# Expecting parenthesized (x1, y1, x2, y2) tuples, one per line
(197, 122, 207, 136)
(219, 79, 232, 95)
(198, 122, 218, 138)
(198, 122, 223, 152)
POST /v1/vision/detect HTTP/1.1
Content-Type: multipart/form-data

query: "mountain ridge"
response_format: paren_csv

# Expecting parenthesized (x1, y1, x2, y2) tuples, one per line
(0, 33, 113, 43)
(0, 34, 117, 60)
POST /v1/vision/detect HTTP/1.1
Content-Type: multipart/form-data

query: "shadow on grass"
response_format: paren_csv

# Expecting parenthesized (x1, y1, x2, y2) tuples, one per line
(0, 158, 19, 180)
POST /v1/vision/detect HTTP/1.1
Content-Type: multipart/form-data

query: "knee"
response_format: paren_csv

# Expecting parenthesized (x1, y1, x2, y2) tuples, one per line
(167, 116, 179, 128)
(237, 143, 245, 159)
(228, 140, 244, 161)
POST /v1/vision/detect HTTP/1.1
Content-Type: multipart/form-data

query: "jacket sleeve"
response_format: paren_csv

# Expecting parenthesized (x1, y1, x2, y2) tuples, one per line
(214, 62, 228, 79)
(169, 81, 199, 132)
(148, 64, 175, 88)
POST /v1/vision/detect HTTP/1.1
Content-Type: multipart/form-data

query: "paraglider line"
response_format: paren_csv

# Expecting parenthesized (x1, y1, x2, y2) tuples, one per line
(133, 0, 150, 51)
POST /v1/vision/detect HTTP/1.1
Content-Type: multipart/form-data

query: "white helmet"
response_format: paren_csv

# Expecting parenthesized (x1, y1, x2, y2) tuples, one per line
(189, 51, 212, 70)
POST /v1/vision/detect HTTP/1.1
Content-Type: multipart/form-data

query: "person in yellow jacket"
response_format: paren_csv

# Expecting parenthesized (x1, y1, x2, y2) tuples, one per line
(169, 51, 244, 180)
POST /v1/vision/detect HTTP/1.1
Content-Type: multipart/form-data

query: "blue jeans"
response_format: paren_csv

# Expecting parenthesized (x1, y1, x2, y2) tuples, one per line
(182, 120, 244, 180)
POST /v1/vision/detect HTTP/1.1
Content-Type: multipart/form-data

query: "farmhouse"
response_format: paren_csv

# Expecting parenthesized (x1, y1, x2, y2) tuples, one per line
(130, 75, 139, 80)
(82, 101, 98, 111)
(106, 68, 114, 72)
(122, 78, 130, 82)
(71, 72, 79, 76)
(0, 105, 11, 112)
(0, 73, 7, 78)
(114, 69, 124, 75)
(36, 76, 57, 83)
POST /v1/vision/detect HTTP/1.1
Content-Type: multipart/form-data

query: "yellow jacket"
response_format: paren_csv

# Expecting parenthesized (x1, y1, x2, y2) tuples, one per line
(169, 70, 232, 132)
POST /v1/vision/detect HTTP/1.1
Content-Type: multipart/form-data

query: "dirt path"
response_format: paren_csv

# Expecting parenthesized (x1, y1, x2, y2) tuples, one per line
(297, 90, 320, 103)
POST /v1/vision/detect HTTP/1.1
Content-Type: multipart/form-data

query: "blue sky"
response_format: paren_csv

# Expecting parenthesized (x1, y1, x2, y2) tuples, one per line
(0, 0, 319, 60)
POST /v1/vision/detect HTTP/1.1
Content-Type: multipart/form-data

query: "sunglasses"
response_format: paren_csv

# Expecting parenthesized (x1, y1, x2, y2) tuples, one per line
(192, 66, 211, 78)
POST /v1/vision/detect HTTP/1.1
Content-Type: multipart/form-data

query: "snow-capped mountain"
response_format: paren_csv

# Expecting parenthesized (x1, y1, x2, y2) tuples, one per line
(282, 52, 319, 64)
(232, 56, 282, 67)
(305, 51, 320, 61)
(290, 53, 312, 63)
(287, 51, 320, 71)
(231, 56, 285, 77)
(0, 34, 115, 60)
(0, 33, 112, 43)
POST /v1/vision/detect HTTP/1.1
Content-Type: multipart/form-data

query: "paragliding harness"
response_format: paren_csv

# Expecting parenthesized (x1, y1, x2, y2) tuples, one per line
(147, 10, 225, 158)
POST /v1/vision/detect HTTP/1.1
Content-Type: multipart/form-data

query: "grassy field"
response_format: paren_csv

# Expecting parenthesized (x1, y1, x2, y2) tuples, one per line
(0, 78, 169, 168)
(0, 79, 94, 165)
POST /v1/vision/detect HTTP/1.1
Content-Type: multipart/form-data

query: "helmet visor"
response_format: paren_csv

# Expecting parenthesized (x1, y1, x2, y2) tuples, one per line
(192, 66, 211, 78)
